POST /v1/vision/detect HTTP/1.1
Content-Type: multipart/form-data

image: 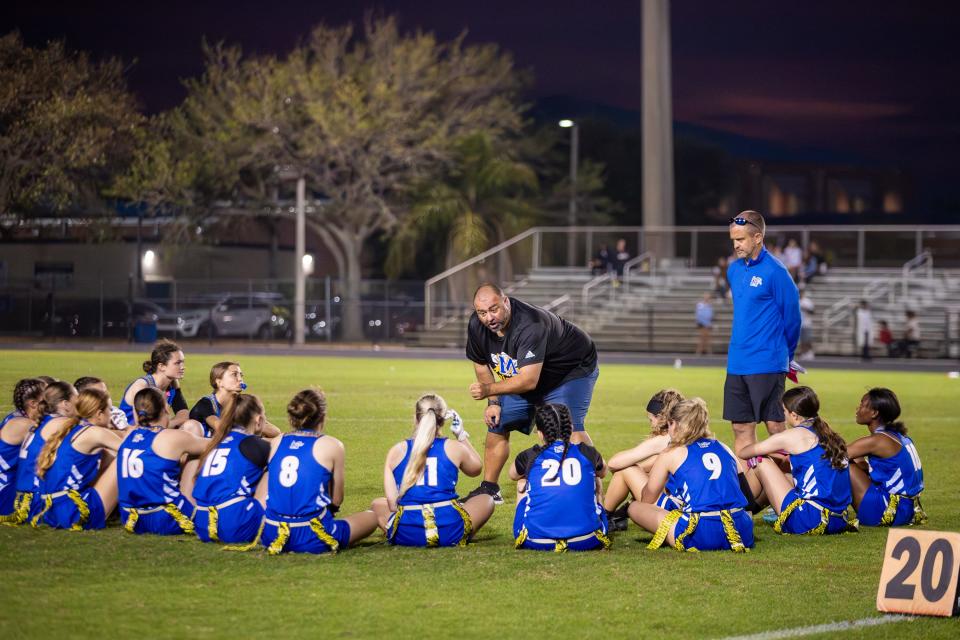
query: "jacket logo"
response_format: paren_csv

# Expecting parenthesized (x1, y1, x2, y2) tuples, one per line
(750, 276, 763, 288)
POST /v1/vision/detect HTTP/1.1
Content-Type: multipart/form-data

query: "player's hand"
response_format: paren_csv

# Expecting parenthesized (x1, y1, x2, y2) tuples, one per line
(484, 404, 501, 429)
(445, 409, 468, 440)
(469, 382, 489, 400)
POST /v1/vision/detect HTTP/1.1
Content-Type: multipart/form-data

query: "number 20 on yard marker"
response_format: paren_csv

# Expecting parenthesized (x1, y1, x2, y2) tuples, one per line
(877, 529, 960, 617)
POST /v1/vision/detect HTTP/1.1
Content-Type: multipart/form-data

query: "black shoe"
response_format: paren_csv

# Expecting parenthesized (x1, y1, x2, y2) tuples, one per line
(608, 502, 631, 532)
(462, 481, 503, 505)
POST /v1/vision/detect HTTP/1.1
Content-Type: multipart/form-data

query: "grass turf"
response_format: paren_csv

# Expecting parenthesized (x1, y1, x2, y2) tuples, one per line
(0, 349, 957, 639)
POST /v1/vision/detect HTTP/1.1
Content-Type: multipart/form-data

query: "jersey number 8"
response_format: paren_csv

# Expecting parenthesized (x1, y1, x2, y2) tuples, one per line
(541, 458, 582, 487)
(278, 455, 300, 487)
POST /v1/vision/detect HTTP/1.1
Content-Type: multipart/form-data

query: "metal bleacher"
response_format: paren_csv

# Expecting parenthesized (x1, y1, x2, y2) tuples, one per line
(409, 258, 960, 358)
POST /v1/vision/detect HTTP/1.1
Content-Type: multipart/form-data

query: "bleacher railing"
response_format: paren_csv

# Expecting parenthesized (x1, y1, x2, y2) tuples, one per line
(423, 224, 960, 329)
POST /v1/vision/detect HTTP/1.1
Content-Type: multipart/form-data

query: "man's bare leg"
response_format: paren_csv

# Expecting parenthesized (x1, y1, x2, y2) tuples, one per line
(483, 431, 510, 484)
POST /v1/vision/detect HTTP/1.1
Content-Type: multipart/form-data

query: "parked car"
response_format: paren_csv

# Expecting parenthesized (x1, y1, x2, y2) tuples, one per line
(157, 293, 289, 339)
(36, 298, 164, 338)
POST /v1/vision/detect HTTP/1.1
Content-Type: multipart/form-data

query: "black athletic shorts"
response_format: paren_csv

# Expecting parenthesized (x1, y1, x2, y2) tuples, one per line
(722, 373, 786, 423)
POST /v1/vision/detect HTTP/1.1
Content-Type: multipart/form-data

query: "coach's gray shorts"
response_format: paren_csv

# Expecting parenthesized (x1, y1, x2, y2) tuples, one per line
(722, 373, 785, 423)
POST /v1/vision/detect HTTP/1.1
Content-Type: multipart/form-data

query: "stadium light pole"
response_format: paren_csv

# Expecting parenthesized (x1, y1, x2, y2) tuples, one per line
(559, 119, 579, 267)
(294, 176, 306, 346)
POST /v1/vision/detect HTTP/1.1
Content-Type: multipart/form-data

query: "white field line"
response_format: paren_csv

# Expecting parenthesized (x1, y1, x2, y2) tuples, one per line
(718, 615, 914, 640)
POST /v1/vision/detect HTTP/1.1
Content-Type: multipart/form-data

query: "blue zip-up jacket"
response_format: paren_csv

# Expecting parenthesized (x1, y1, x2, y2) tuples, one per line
(727, 247, 801, 374)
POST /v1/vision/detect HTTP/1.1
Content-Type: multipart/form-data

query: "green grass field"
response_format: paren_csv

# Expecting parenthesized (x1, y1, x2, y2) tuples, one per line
(0, 349, 957, 639)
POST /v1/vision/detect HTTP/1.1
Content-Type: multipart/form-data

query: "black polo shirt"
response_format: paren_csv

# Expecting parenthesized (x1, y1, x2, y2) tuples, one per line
(466, 297, 598, 402)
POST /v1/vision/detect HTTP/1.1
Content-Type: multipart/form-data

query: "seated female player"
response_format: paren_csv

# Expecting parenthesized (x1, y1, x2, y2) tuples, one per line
(604, 388, 685, 529)
(629, 398, 753, 552)
(847, 387, 925, 526)
(0, 378, 48, 519)
(259, 389, 381, 555)
(118, 339, 203, 435)
(375, 394, 494, 547)
(33, 388, 124, 529)
(189, 362, 281, 440)
(739, 386, 857, 536)
(6, 381, 77, 525)
(511, 403, 611, 552)
(192, 394, 274, 544)
(116, 387, 206, 535)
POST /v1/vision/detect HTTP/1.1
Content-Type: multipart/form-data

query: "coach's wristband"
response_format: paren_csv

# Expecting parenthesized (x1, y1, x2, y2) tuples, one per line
(487, 398, 500, 406)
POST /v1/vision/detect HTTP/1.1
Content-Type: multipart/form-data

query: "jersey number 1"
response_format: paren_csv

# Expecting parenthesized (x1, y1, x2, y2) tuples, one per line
(416, 457, 438, 487)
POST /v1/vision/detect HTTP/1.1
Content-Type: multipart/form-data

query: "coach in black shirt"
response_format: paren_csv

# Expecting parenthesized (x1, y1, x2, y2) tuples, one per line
(462, 283, 600, 503)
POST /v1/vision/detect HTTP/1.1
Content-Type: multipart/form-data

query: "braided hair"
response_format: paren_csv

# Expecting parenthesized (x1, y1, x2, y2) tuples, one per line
(13, 378, 47, 416)
(534, 403, 574, 460)
(783, 386, 847, 470)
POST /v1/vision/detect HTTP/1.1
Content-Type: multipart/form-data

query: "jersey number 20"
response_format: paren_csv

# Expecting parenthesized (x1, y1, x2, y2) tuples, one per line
(541, 458, 582, 486)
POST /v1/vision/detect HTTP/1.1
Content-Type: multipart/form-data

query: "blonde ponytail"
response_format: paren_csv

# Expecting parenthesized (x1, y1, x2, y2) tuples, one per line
(398, 394, 447, 498)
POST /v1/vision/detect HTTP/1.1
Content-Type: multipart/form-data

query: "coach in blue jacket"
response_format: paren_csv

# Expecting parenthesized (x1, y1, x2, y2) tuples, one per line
(724, 210, 801, 453)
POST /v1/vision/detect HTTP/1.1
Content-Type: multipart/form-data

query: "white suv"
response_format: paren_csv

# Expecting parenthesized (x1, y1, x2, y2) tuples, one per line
(157, 293, 289, 339)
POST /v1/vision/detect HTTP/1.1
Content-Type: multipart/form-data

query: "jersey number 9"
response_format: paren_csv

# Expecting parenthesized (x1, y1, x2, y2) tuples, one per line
(702, 453, 722, 480)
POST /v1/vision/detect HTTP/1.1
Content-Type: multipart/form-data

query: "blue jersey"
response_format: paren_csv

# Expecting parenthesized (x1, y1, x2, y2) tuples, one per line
(15, 414, 56, 493)
(117, 428, 185, 508)
(789, 426, 851, 513)
(518, 442, 604, 539)
(266, 433, 333, 519)
(868, 429, 924, 497)
(193, 430, 266, 506)
(39, 422, 100, 495)
(393, 438, 458, 506)
(0, 411, 26, 506)
(118, 374, 176, 424)
(666, 439, 747, 513)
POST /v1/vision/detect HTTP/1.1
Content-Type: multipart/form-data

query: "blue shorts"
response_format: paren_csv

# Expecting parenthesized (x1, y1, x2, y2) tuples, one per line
(493, 367, 599, 435)
(121, 497, 196, 535)
(0, 481, 15, 517)
(672, 510, 754, 551)
(857, 485, 917, 527)
(513, 496, 610, 551)
(40, 489, 107, 530)
(261, 514, 351, 554)
(387, 501, 470, 547)
(194, 498, 264, 543)
(777, 489, 850, 535)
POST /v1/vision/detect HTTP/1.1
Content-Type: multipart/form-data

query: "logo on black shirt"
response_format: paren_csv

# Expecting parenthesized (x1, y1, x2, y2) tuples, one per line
(490, 352, 519, 379)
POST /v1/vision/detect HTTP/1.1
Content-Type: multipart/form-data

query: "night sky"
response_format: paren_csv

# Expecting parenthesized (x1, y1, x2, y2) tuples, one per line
(6, 1, 960, 206)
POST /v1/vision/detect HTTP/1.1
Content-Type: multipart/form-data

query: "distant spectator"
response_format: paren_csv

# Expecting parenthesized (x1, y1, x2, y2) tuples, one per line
(768, 239, 784, 263)
(897, 310, 921, 358)
(783, 238, 804, 282)
(695, 293, 714, 355)
(591, 244, 611, 276)
(712, 256, 730, 301)
(877, 320, 894, 357)
(611, 237, 630, 285)
(802, 241, 826, 284)
(798, 290, 815, 360)
(855, 300, 874, 360)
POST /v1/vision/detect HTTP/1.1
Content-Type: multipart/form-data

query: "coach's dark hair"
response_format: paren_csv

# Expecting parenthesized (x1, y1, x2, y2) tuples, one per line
(134, 387, 165, 426)
(73, 376, 104, 392)
(13, 378, 47, 416)
(209, 361, 240, 392)
(864, 388, 906, 434)
(287, 388, 327, 431)
(196, 394, 265, 480)
(535, 403, 573, 460)
(737, 210, 766, 235)
(473, 283, 505, 299)
(647, 388, 685, 436)
(37, 389, 110, 480)
(783, 386, 847, 470)
(143, 339, 182, 375)
(40, 381, 76, 417)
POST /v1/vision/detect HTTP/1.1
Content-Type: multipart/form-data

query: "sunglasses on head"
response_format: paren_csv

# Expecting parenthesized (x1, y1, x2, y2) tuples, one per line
(729, 217, 760, 230)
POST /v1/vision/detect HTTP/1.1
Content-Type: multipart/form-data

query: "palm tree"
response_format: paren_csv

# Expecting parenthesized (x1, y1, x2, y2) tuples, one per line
(387, 132, 539, 307)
